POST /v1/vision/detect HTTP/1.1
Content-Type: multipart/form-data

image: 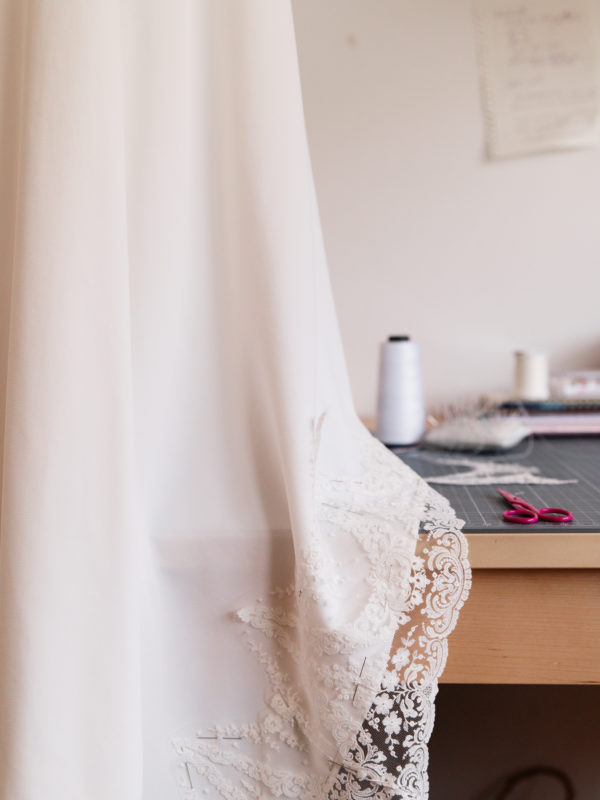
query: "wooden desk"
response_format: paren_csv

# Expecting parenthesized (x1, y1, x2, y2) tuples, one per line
(364, 428, 600, 684)
(441, 532, 600, 684)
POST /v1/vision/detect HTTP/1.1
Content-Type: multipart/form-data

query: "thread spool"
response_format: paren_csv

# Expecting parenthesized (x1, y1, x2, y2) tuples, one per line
(376, 335, 425, 446)
(514, 350, 549, 401)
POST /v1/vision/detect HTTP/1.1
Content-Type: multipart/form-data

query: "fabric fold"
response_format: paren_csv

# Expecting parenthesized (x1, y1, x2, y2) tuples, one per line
(0, 2, 142, 798)
(0, 2, 470, 799)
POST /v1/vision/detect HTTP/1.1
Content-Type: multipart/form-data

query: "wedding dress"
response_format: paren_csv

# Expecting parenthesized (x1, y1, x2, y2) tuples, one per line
(0, 2, 470, 798)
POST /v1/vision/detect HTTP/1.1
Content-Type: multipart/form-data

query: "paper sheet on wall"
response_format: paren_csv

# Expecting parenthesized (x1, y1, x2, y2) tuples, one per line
(475, 0, 600, 159)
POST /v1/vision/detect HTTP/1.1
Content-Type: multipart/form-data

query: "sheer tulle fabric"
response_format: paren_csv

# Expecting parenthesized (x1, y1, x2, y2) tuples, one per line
(0, 2, 470, 799)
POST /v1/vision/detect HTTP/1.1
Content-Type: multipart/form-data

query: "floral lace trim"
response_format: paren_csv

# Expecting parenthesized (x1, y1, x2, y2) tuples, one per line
(173, 423, 471, 799)
(327, 486, 471, 799)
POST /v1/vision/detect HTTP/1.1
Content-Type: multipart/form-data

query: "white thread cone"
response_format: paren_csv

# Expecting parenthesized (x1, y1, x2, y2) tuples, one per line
(376, 336, 425, 445)
(514, 351, 549, 401)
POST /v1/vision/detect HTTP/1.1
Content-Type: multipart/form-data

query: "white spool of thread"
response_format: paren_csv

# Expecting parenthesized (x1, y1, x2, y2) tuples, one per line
(376, 336, 425, 445)
(514, 350, 549, 401)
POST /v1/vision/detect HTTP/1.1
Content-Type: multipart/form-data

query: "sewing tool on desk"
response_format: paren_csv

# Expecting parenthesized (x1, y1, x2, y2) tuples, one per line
(497, 489, 573, 525)
(375, 335, 425, 446)
(513, 350, 549, 401)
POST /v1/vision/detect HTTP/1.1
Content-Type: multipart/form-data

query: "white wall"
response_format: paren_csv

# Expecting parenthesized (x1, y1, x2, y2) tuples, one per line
(293, 0, 600, 417)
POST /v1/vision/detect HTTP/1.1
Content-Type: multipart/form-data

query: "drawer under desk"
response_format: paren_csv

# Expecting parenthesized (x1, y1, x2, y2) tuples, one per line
(441, 566, 600, 684)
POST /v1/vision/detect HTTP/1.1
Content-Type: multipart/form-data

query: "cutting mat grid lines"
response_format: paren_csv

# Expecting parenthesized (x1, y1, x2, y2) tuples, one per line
(394, 437, 600, 533)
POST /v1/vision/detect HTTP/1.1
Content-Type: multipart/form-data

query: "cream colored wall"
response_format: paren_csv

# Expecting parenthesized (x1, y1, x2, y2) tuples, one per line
(293, 0, 600, 417)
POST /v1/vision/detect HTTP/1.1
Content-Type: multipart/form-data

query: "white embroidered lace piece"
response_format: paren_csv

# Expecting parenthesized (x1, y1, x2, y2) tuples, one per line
(173, 423, 471, 799)
(420, 455, 578, 486)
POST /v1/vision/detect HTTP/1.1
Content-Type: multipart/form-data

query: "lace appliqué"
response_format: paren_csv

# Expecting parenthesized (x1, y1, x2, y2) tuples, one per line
(173, 423, 471, 799)
(327, 487, 471, 799)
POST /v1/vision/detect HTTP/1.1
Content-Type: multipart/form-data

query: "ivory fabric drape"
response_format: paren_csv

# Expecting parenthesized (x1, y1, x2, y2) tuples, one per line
(0, 2, 470, 799)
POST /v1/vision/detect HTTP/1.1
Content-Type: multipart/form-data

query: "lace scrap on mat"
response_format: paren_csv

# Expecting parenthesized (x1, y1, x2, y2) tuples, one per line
(173, 423, 471, 799)
(419, 455, 578, 487)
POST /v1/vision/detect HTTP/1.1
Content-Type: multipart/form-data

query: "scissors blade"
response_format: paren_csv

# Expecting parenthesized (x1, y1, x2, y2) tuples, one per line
(497, 488, 538, 522)
(498, 489, 521, 504)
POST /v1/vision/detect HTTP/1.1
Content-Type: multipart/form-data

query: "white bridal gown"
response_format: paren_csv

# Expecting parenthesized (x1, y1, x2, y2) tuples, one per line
(0, 2, 470, 798)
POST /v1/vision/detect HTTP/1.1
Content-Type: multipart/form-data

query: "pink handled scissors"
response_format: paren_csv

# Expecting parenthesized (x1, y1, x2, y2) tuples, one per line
(498, 489, 573, 525)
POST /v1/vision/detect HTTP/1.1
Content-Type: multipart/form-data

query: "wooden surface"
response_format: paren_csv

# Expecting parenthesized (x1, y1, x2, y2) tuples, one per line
(464, 531, 600, 569)
(442, 569, 600, 684)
